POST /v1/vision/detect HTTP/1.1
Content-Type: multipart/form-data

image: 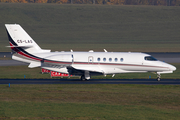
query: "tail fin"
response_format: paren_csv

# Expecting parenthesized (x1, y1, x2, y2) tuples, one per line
(5, 24, 50, 53)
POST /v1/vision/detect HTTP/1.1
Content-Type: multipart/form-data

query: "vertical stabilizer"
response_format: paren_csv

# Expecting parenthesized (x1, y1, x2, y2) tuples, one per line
(5, 24, 50, 53)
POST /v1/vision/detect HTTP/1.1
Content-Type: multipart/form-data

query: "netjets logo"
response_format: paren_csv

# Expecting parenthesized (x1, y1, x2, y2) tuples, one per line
(17, 40, 33, 43)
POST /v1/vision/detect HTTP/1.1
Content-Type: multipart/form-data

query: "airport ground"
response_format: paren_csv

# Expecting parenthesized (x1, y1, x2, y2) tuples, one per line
(0, 52, 180, 119)
(0, 84, 180, 120)
(0, 79, 180, 85)
(0, 4, 180, 119)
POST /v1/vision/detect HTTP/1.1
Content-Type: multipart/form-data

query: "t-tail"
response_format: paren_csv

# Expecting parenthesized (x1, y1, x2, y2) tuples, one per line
(5, 24, 50, 67)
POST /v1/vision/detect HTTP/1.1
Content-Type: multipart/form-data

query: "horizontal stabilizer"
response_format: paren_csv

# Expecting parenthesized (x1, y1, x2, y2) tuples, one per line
(6, 45, 32, 48)
(28, 62, 41, 68)
(6, 46, 51, 53)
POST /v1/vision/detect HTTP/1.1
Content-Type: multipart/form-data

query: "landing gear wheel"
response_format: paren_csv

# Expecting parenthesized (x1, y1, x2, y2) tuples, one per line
(157, 74, 161, 81)
(81, 75, 86, 81)
(157, 77, 161, 81)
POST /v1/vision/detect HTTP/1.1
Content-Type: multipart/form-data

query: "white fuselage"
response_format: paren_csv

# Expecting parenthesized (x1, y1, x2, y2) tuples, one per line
(13, 51, 176, 76)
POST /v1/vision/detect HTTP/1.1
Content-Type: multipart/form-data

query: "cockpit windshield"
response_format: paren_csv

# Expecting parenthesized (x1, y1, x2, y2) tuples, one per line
(144, 56, 157, 61)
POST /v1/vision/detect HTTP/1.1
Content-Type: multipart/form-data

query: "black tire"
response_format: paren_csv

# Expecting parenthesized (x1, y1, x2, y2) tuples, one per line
(81, 75, 86, 81)
(157, 77, 161, 81)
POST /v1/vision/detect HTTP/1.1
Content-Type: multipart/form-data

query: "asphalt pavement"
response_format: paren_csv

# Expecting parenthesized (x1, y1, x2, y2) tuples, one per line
(0, 79, 180, 85)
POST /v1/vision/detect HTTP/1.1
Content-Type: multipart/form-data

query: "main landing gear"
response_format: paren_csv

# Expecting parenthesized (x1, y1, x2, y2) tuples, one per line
(81, 75, 90, 81)
(81, 75, 86, 81)
(81, 71, 90, 81)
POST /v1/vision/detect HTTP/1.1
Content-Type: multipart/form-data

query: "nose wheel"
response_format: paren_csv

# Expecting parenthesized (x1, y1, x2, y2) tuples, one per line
(157, 74, 161, 81)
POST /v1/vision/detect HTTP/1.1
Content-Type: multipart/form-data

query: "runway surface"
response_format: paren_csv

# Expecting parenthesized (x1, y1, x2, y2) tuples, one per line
(0, 79, 180, 85)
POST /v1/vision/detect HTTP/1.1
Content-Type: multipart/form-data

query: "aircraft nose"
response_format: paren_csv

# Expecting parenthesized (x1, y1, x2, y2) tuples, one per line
(170, 65, 176, 71)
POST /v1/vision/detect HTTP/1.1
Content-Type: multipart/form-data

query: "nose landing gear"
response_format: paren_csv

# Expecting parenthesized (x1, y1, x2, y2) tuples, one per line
(157, 73, 161, 81)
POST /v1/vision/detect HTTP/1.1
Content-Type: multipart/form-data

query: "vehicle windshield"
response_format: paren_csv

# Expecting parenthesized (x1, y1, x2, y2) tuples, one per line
(144, 56, 157, 61)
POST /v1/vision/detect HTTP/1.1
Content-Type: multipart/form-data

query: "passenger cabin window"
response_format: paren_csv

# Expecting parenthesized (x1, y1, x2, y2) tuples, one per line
(115, 58, 118, 62)
(97, 58, 100, 61)
(120, 58, 124, 62)
(103, 58, 106, 62)
(144, 56, 157, 61)
(109, 58, 112, 62)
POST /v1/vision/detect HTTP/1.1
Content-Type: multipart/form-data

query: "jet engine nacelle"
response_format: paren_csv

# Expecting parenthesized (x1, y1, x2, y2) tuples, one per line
(44, 54, 73, 65)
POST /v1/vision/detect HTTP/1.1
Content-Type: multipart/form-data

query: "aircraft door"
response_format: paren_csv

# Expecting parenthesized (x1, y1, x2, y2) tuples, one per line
(88, 56, 93, 64)
(72, 55, 74, 64)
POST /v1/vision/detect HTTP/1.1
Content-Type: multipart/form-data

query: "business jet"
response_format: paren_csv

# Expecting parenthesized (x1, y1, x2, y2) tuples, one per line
(5, 24, 176, 81)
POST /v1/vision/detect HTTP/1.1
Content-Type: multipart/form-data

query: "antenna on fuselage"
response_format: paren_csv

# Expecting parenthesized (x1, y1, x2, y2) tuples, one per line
(89, 50, 94, 52)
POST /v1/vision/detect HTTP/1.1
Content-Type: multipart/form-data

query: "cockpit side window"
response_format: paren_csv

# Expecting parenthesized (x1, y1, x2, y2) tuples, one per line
(144, 56, 157, 61)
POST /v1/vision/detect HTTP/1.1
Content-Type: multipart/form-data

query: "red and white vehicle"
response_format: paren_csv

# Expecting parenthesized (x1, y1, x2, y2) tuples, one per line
(42, 68, 71, 77)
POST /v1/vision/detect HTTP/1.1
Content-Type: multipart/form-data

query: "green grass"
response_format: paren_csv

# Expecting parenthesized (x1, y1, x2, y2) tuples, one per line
(0, 4, 180, 52)
(0, 84, 180, 119)
(0, 102, 179, 119)
(0, 63, 179, 79)
(0, 66, 50, 79)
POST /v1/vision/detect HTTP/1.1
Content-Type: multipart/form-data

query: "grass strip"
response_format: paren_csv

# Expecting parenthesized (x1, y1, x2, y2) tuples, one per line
(0, 84, 180, 119)
(1, 4, 180, 52)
